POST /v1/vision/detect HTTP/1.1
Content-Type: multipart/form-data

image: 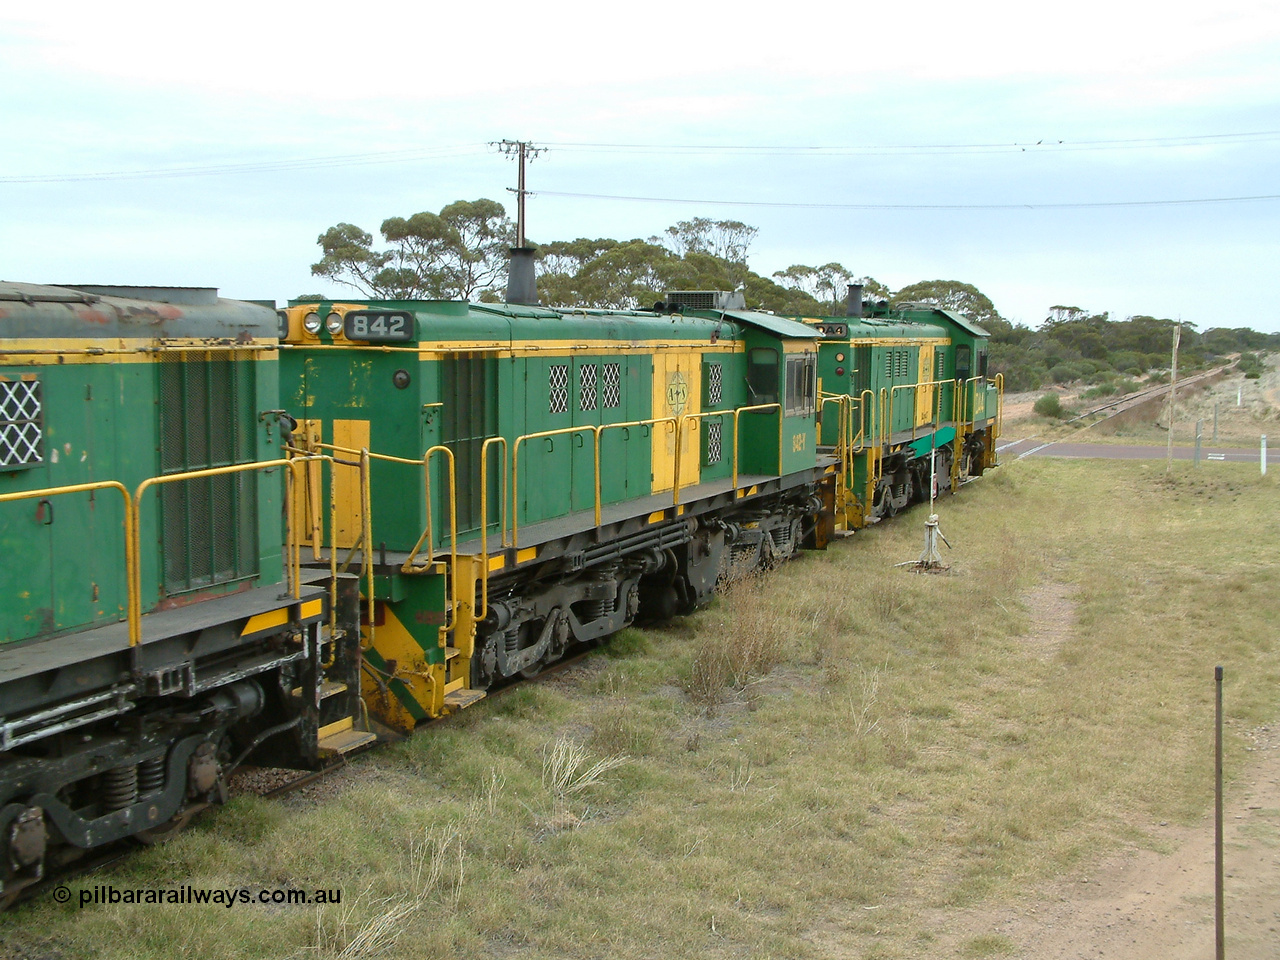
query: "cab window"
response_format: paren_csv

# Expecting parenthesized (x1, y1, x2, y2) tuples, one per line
(785, 353, 816, 417)
(747, 348, 779, 404)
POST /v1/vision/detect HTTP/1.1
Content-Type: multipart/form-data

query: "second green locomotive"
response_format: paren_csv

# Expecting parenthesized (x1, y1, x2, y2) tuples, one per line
(278, 288, 1001, 735)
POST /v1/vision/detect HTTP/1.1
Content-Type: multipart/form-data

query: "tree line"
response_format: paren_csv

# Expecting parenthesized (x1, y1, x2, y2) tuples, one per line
(309, 198, 1276, 392)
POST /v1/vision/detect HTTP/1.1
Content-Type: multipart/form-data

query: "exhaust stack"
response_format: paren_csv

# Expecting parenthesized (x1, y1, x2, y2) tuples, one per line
(506, 247, 538, 305)
(846, 283, 864, 317)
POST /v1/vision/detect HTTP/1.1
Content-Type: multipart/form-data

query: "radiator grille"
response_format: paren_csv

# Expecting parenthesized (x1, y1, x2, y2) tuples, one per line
(157, 354, 258, 594)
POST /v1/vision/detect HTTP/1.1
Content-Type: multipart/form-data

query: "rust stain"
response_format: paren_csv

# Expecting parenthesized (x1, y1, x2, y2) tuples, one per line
(154, 580, 253, 610)
(77, 308, 111, 325)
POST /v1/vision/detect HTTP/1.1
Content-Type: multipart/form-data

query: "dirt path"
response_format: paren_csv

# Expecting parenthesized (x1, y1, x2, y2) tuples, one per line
(936, 724, 1280, 959)
(923, 580, 1280, 959)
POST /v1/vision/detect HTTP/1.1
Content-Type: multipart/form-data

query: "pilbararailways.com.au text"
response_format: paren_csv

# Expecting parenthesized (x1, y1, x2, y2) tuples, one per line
(62, 884, 342, 908)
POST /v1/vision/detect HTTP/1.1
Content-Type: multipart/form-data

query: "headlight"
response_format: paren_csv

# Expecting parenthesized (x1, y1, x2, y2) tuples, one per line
(303, 312, 322, 334)
(325, 312, 343, 335)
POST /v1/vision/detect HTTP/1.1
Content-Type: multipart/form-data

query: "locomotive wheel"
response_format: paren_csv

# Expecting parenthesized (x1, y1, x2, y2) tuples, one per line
(518, 661, 544, 679)
(133, 804, 204, 846)
(872, 479, 891, 519)
(884, 483, 900, 518)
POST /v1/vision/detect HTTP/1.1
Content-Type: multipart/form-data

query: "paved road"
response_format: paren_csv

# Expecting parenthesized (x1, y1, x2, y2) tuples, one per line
(997, 437, 1280, 463)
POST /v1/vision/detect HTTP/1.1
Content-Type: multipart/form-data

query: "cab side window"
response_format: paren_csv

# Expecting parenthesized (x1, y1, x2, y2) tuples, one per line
(784, 353, 816, 417)
(747, 348, 779, 404)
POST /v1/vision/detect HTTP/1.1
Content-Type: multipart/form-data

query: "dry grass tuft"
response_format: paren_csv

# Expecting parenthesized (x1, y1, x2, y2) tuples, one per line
(687, 574, 788, 706)
(536, 736, 629, 834)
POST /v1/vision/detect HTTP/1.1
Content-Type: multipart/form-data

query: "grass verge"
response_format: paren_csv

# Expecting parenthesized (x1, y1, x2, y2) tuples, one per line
(6, 459, 1279, 959)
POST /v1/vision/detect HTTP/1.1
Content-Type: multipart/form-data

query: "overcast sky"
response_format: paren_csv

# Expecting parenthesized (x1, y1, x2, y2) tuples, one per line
(3, 0, 1278, 331)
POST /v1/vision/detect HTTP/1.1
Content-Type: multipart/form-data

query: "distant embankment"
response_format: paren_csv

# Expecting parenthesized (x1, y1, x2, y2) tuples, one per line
(1087, 365, 1233, 432)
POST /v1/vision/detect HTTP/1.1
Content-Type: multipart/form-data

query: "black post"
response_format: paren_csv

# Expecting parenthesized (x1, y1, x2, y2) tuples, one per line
(1215, 664, 1224, 960)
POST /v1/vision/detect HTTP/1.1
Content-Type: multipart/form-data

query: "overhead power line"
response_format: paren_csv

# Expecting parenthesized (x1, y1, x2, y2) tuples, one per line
(536, 189, 1280, 210)
(540, 130, 1280, 156)
(2, 128, 1274, 184)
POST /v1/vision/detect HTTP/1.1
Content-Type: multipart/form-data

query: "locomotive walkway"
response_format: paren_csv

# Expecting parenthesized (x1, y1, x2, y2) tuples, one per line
(997, 438, 1280, 463)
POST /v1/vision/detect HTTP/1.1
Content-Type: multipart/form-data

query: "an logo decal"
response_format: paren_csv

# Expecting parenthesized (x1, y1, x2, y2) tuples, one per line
(666, 372, 689, 416)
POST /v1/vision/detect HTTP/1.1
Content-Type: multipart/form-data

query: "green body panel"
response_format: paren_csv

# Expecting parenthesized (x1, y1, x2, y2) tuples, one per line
(282, 299, 800, 555)
(1, 284, 284, 646)
(373, 572, 448, 664)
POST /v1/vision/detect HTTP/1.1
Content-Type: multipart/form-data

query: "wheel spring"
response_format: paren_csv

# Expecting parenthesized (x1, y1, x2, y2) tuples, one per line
(137, 757, 165, 797)
(103, 764, 139, 811)
(503, 625, 521, 655)
(585, 564, 620, 621)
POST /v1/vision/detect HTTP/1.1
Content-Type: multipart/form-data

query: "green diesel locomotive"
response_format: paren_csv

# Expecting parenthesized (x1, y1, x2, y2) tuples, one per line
(277, 288, 1001, 735)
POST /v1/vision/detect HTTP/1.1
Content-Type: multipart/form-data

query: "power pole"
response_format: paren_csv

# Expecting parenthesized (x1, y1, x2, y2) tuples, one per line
(493, 139, 544, 247)
(1166, 323, 1181, 474)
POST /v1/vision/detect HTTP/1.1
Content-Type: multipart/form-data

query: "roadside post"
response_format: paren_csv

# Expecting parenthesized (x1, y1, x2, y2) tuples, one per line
(1262, 435, 1268, 477)
(1215, 665, 1224, 960)
(1195, 420, 1202, 467)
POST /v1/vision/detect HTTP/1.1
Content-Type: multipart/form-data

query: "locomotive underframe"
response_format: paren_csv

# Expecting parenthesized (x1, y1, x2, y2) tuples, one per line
(473, 462, 836, 683)
(0, 579, 363, 904)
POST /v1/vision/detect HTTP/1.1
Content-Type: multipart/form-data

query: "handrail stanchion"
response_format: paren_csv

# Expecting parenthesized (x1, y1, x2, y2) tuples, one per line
(730, 403, 782, 491)
(994, 373, 1005, 439)
(312, 441, 457, 632)
(479, 437, 508, 623)
(360, 449, 375, 648)
(511, 425, 602, 550)
(133, 460, 290, 648)
(287, 453, 341, 637)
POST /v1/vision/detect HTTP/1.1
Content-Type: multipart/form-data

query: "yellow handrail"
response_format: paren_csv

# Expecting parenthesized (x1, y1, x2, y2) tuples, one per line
(360, 449, 375, 647)
(511, 424, 599, 550)
(890, 377, 960, 441)
(853, 388, 875, 453)
(313, 441, 457, 632)
(0, 481, 137, 645)
(286, 453, 343, 644)
(994, 373, 1005, 439)
(134, 460, 293, 648)
(730, 403, 783, 490)
(478, 437, 509, 622)
(401, 446, 457, 572)
(673, 410, 731, 507)
(594, 417, 677, 522)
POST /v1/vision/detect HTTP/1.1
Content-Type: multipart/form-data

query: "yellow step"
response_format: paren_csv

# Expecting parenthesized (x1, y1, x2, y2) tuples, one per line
(443, 689, 487, 711)
(444, 646, 460, 660)
(317, 716, 353, 740)
(289, 680, 348, 700)
(317, 728, 377, 757)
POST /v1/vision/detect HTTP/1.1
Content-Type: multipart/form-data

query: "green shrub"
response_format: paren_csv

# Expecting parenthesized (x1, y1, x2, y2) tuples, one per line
(1050, 362, 1087, 384)
(1033, 393, 1066, 418)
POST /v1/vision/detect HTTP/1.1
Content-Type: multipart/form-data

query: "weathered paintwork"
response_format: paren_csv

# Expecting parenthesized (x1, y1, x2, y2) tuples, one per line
(0, 283, 284, 644)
